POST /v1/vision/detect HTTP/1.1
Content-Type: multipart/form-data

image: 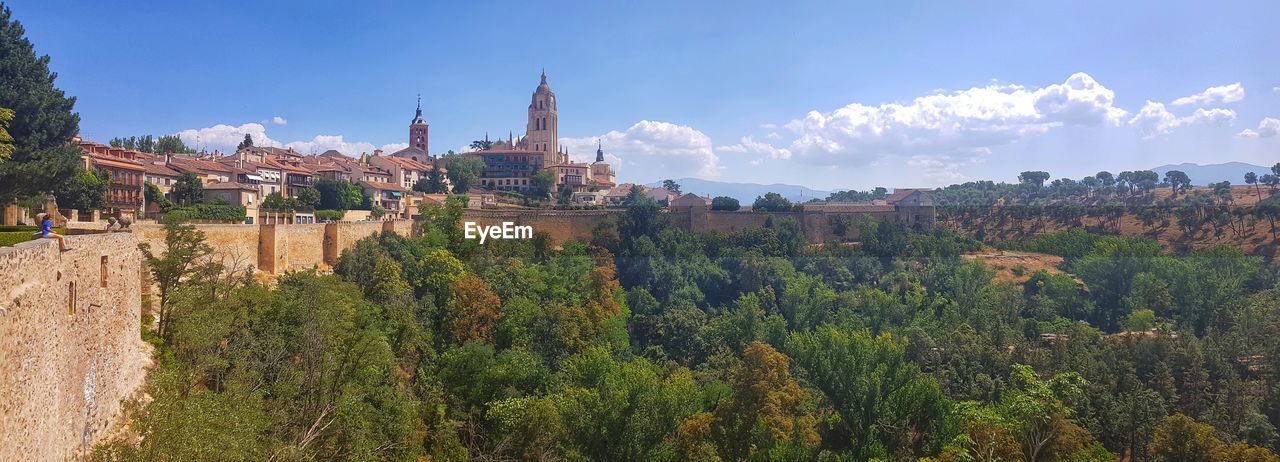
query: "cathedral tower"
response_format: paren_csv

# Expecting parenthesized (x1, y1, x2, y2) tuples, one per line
(410, 95, 429, 154)
(526, 70, 561, 164)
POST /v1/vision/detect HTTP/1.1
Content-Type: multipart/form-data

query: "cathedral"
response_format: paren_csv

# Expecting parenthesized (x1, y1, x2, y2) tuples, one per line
(466, 71, 615, 193)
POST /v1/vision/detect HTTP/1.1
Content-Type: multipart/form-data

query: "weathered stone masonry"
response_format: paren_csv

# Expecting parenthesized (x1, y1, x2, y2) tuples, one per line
(0, 234, 150, 461)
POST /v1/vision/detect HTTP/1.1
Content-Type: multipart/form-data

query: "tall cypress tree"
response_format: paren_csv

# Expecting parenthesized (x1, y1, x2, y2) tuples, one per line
(0, 3, 83, 200)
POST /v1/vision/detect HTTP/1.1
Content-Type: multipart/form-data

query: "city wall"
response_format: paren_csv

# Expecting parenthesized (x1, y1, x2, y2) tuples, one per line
(0, 234, 150, 461)
(461, 206, 931, 244)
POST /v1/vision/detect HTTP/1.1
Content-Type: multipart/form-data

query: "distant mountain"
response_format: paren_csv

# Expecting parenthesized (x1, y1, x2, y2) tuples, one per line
(644, 178, 833, 203)
(1151, 162, 1274, 186)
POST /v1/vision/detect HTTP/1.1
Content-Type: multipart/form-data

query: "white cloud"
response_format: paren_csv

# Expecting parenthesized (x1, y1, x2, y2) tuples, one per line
(269, 116, 288, 125)
(783, 72, 1128, 166)
(176, 122, 402, 156)
(1237, 117, 1280, 138)
(560, 120, 721, 179)
(716, 136, 792, 160)
(1273, 86, 1280, 93)
(1171, 83, 1245, 106)
(178, 123, 280, 153)
(282, 136, 407, 156)
(907, 154, 981, 184)
(1127, 101, 1236, 138)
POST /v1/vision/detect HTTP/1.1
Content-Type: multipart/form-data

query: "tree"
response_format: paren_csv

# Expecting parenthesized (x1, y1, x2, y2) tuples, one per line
(155, 135, 193, 154)
(236, 134, 253, 151)
(0, 107, 13, 164)
(1263, 174, 1280, 191)
(446, 273, 502, 344)
(144, 181, 174, 210)
(139, 218, 221, 342)
(469, 138, 494, 151)
(557, 184, 573, 205)
(1148, 414, 1221, 462)
(752, 192, 793, 212)
(1019, 171, 1051, 187)
(786, 327, 949, 458)
(709, 342, 818, 460)
(55, 168, 108, 211)
(441, 152, 483, 193)
(529, 169, 555, 199)
(170, 172, 204, 206)
(0, 5, 82, 200)
(261, 191, 293, 211)
(295, 186, 320, 210)
(1245, 172, 1260, 198)
(711, 196, 740, 211)
(662, 179, 682, 195)
(314, 178, 362, 210)
(1164, 170, 1191, 196)
(413, 164, 448, 194)
(998, 364, 1089, 462)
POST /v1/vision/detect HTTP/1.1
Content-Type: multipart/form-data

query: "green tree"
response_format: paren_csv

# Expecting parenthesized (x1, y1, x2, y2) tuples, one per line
(1164, 170, 1191, 196)
(144, 181, 174, 210)
(1148, 414, 1221, 462)
(1019, 171, 1051, 187)
(662, 179, 682, 195)
(294, 186, 320, 210)
(55, 167, 108, 211)
(1245, 172, 1260, 198)
(752, 192, 793, 212)
(155, 135, 193, 154)
(412, 164, 449, 194)
(710, 196, 739, 211)
(170, 172, 204, 206)
(139, 218, 221, 342)
(0, 107, 13, 164)
(313, 178, 362, 211)
(441, 152, 483, 193)
(261, 191, 291, 211)
(529, 169, 555, 199)
(0, 5, 82, 200)
(786, 326, 950, 458)
(236, 133, 253, 151)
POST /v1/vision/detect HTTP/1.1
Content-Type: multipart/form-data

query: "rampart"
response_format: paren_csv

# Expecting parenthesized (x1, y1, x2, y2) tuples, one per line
(0, 234, 150, 461)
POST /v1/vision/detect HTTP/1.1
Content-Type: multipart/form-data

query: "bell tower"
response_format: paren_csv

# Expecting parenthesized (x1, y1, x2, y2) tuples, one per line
(526, 69, 559, 164)
(410, 94, 429, 155)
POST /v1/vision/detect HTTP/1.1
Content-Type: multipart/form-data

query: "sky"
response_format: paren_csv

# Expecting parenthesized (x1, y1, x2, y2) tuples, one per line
(8, 0, 1280, 190)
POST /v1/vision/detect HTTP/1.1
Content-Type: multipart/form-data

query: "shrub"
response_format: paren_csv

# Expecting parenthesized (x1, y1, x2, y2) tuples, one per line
(711, 196, 740, 211)
(315, 209, 344, 221)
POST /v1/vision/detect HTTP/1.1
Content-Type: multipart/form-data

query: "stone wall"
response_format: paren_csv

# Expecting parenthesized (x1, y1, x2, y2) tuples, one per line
(135, 223, 260, 270)
(0, 234, 150, 461)
(460, 209, 623, 244)
(326, 222, 386, 266)
(259, 223, 328, 273)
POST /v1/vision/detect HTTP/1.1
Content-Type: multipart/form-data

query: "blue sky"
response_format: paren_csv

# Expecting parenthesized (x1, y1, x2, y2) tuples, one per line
(9, 0, 1280, 190)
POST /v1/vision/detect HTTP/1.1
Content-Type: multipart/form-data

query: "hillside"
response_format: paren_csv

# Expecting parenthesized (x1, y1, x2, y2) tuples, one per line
(1151, 162, 1272, 185)
(645, 178, 833, 203)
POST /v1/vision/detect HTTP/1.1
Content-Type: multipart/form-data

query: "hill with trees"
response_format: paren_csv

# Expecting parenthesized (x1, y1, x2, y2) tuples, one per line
(94, 194, 1280, 461)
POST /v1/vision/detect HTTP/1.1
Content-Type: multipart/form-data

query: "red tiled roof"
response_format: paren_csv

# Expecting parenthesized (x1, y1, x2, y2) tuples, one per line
(360, 180, 405, 191)
(203, 181, 258, 191)
(885, 188, 931, 204)
(86, 155, 146, 171)
(143, 163, 182, 177)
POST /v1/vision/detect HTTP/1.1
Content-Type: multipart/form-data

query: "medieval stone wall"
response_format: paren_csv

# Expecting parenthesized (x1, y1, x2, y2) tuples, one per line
(460, 209, 623, 244)
(135, 223, 260, 270)
(0, 234, 150, 461)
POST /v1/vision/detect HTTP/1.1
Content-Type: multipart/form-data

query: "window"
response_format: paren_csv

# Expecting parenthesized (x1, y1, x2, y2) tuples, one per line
(100, 256, 108, 287)
(67, 281, 76, 315)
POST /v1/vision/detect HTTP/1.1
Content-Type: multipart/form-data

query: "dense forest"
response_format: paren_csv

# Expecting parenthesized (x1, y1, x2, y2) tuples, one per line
(95, 194, 1280, 462)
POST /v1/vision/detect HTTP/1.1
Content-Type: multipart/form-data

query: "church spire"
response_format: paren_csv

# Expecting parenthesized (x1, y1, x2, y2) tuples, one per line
(541, 68, 546, 84)
(596, 140, 605, 163)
